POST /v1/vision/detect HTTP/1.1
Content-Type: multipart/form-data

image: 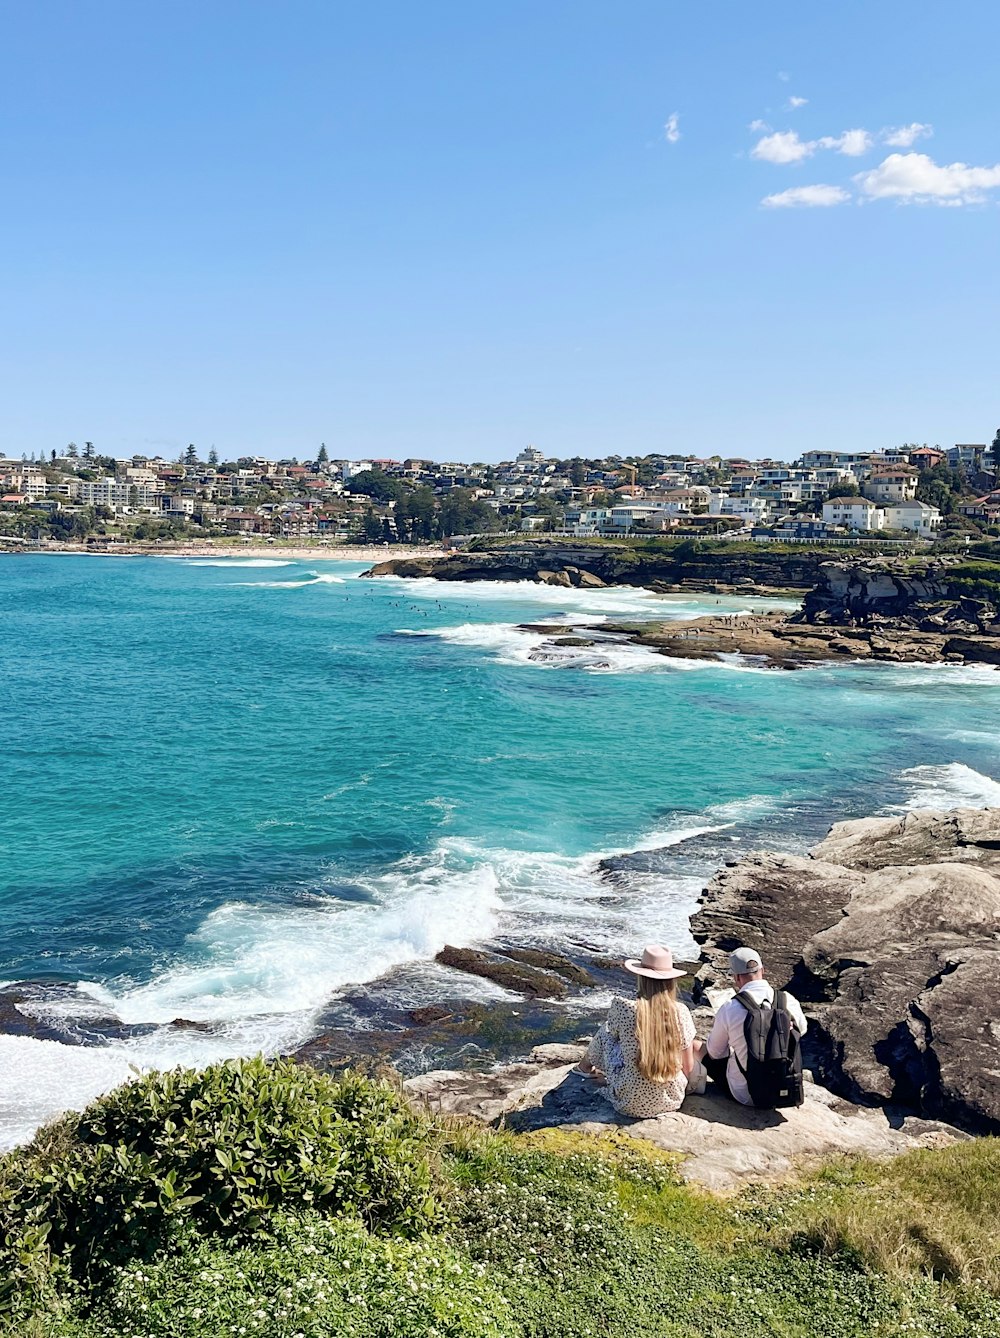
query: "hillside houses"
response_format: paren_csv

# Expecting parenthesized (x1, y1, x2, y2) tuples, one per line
(0, 437, 993, 543)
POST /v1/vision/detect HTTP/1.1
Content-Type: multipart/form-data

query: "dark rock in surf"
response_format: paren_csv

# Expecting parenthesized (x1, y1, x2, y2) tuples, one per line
(435, 945, 568, 998)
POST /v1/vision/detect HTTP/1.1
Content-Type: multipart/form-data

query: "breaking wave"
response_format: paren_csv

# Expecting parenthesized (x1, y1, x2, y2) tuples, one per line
(897, 762, 1000, 811)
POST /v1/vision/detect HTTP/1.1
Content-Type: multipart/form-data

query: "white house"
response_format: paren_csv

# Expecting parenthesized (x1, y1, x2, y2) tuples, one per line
(822, 498, 884, 532)
(881, 500, 942, 537)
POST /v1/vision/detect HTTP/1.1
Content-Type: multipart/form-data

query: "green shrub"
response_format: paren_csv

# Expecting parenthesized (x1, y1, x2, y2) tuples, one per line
(44, 1215, 514, 1338)
(0, 1060, 438, 1314)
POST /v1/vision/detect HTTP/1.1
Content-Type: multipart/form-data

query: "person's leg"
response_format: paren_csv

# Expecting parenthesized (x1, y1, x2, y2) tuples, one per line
(702, 1053, 734, 1099)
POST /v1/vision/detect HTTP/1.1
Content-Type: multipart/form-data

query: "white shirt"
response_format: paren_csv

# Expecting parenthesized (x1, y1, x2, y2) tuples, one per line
(705, 980, 807, 1107)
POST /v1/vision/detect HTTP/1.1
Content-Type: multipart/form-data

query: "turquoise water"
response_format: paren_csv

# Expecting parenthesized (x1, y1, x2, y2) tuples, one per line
(3, 554, 1000, 1143)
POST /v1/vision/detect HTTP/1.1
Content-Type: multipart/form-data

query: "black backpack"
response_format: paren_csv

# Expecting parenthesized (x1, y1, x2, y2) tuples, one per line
(732, 989, 804, 1109)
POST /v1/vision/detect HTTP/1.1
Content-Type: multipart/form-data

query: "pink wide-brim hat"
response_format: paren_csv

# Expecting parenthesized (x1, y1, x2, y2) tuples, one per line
(624, 944, 687, 980)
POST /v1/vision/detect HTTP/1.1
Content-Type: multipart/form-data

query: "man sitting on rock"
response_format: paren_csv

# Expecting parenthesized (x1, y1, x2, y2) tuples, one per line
(694, 946, 807, 1108)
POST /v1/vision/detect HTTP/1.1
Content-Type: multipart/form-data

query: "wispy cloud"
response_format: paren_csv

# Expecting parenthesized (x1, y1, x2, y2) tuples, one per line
(787, 96, 808, 109)
(855, 152, 1000, 205)
(751, 126, 873, 164)
(762, 184, 851, 208)
(749, 118, 771, 133)
(664, 112, 681, 144)
(881, 122, 933, 148)
(777, 71, 791, 82)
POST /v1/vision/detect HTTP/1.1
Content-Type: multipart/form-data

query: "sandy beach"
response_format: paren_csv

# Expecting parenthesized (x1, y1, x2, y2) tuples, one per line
(0, 541, 450, 562)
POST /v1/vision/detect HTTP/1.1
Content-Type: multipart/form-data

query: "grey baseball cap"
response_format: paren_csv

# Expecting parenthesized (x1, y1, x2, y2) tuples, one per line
(729, 946, 764, 975)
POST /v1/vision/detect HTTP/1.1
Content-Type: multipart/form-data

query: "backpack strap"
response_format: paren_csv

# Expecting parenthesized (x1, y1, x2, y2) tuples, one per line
(730, 991, 765, 1080)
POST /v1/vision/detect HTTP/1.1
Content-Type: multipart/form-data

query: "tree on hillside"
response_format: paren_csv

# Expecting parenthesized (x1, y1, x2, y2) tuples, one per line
(826, 480, 860, 501)
(83, 441, 94, 459)
(184, 444, 198, 467)
(438, 487, 499, 538)
(992, 428, 1000, 486)
(347, 468, 402, 503)
(208, 448, 218, 467)
(317, 443, 329, 466)
(399, 486, 436, 541)
(530, 494, 563, 531)
(362, 508, 382, 541)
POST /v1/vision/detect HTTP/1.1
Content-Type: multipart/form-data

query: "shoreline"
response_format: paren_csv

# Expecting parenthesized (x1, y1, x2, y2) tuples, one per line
(0, 542, 449, 562)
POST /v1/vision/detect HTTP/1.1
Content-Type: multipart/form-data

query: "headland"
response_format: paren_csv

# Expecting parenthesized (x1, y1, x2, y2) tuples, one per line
(365, 541, 1000, 668)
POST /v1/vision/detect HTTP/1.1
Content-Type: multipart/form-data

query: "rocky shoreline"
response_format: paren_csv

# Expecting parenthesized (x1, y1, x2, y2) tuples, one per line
(366, 547, 1000, 668)
(389, 804, 1000, 1185)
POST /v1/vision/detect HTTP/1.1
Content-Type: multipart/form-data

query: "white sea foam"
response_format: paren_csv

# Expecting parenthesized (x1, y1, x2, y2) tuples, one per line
(405, 621, 784, 675)
(0, 797, 770, 1148)
(896, 762, 1000, 810)
(380, 574, 797, 621)
(180, 559, 297, 568)
(0, 1036, 139, 1151)
(234, 572, 346, 589)
(80, 862, 503, 1029)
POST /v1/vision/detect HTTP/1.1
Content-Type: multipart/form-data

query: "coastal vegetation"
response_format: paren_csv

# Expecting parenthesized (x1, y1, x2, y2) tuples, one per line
(2, 1058, 998, 1338)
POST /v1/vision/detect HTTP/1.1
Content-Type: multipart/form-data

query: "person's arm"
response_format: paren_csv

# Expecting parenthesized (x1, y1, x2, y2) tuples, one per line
(704, 1004, 732, 1060)
(787, 995, 808, 1036)
(679, 1004, 696, 1075)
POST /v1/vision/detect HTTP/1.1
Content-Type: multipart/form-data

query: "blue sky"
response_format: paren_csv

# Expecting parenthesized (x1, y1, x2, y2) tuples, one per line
(2, 1, 998, 463)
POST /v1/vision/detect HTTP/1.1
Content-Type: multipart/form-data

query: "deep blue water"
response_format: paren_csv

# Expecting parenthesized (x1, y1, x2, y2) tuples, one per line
(2, 553, 1000, 1143)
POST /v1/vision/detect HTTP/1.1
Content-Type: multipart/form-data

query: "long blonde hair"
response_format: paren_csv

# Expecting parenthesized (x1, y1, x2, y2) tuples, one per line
(634, 975, 683, 1083)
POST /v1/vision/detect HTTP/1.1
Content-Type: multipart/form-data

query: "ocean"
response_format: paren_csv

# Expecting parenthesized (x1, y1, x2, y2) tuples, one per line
(3, 554, 1000, 1147)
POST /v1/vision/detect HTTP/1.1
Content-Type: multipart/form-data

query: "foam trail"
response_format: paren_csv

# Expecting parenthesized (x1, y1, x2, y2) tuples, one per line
(235, 572, 346, 589)
(179, 559, 296, 568)
(897, 763, 1000, 810)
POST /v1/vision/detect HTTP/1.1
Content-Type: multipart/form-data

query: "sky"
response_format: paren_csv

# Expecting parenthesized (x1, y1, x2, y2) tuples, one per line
(1, 1, 999, 464)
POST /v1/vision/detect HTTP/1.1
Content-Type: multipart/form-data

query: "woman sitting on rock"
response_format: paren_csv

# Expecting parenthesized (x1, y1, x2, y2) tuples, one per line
(578, 945, 703, 1118)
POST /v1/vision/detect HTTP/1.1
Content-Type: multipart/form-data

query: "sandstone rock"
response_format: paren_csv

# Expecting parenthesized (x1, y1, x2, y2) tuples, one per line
(404, 1047, 965, 1192)
(692, 812, 1000, 1134)
(812, 807, 1000, 874)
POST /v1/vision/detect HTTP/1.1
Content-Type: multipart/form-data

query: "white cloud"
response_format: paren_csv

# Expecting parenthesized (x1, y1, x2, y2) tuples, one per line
(787, 96, 808, 109)
(855, 151, 1000, 205)
(762, 184, 851, 208)
(664, 112, 680, 144)
(817, 128, 873, 156)
(778, 70, 791, 82)
(749, 118, 771, 133)
(882, 122, 933, 148)
(751, 126, 873, 165)
(751, 130, 814, 164)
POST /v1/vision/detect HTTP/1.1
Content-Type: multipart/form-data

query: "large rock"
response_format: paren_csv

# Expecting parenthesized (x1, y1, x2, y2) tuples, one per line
(812, 807, 1000, 874)
(692, 808, 1000, 1134)
(405, 1044, 964, 1193)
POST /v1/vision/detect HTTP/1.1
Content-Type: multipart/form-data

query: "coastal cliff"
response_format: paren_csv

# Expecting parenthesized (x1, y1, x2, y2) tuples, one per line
(362, 540, 842, 592)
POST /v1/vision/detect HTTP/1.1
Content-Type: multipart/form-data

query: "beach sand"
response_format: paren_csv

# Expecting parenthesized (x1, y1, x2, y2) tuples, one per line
(2, 542, 449, 562)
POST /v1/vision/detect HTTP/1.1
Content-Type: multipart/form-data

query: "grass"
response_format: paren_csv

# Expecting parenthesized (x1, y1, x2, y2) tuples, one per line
(1, 1061, 999, 1338)
(763, 1141, 1000, 1291)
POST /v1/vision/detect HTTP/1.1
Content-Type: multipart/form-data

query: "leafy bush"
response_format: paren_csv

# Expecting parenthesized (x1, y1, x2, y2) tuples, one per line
(45, 1216, 514, 1338)
(0, 1060, 438, 1314)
